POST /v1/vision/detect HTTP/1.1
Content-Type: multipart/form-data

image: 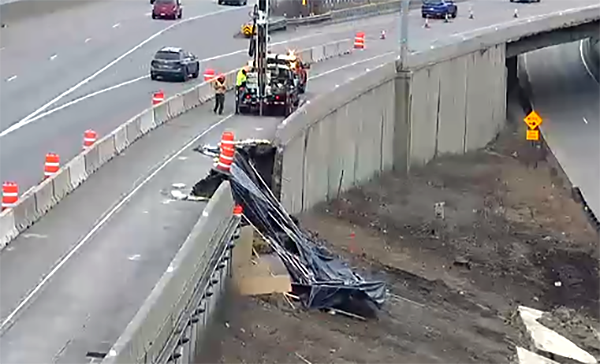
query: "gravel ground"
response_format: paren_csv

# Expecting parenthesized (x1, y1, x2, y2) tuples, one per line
(212, 118, 599, 364)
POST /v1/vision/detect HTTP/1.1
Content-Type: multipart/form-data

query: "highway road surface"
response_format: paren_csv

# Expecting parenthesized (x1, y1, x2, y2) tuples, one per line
(1, 0, 598, 362)
(523, 40, 600, 216)
(0, 39, 397, 364)
(1, 0, 597, 194)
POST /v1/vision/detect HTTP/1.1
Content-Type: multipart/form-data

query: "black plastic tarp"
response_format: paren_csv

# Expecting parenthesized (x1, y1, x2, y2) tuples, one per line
(226, 150, 387, 312)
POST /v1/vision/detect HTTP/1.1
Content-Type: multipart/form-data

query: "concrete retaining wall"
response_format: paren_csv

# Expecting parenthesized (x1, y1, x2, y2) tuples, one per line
(275, 43, 507, 215)
(405, 43, 506, 167)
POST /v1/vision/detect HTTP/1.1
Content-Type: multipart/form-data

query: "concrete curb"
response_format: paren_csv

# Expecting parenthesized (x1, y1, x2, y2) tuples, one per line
(0, 39, 354, 251)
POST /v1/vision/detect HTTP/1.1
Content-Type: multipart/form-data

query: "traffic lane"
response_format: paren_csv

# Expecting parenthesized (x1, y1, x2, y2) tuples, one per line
(0, 97, 230, 327)
(0, 45, 392, 333)
(0, 0, 240, 75)
(523, 41, 600, 215)
(62, 5, 389, 102)
(54, 0, 592, 105)
(61, 7, 252, 102)
(0, 29, 397, 192)
(43, 9, 398, 118)
(0, 124, 219, 363)
(0, 3, 248, 132)
(405, 0, 590, 51)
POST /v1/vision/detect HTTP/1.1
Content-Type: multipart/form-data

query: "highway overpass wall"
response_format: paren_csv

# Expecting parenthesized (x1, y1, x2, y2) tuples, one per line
(275, 43, 507, 215)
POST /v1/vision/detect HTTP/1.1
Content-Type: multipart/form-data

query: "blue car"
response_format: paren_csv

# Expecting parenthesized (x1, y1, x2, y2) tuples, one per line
(421, 0, 457, 18)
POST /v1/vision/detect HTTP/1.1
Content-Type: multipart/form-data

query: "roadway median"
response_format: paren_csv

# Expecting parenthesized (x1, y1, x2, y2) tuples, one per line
(0, 38, 354, 250)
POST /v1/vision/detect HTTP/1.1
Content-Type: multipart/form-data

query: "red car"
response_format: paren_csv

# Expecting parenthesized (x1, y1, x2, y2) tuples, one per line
(152, 0, 182, 19)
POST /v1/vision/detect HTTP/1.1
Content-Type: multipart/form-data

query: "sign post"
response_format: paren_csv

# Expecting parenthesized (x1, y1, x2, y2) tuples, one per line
(523, 110, 543, 168)
(523, 110, 543, 141)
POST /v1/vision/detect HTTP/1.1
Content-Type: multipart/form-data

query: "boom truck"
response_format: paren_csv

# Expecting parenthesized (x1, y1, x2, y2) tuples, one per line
(237, 0, 308, 116)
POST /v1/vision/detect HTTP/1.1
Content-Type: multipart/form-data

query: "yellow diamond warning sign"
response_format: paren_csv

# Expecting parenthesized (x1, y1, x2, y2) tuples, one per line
(526, 129, 539, 141)
(524, 111, 543, 129)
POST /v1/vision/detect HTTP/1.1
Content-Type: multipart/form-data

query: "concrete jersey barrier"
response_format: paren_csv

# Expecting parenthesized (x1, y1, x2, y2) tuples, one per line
(101, 181, 238, 364)
(0, 38, 353, 251)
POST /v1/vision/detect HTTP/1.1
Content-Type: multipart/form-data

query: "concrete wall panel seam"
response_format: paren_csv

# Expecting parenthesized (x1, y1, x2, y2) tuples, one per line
(34, 179, 55, 218)
(140, 109, 156, 135)
(0, 210, 18, 250)
(84, 145, 101, 175)
(52, 167, 72, 204)
(68, 154, 88, 190)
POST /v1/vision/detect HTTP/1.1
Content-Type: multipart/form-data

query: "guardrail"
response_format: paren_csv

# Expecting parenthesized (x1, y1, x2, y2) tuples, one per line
(0, 38, 353, 250)
(101, 182, 239, 364)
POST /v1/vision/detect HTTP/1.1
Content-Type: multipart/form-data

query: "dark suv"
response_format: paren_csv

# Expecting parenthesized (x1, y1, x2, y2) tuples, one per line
(150, 47, 199, 82)
(152, 0, 182, 19)
(421, 0, 457, 18)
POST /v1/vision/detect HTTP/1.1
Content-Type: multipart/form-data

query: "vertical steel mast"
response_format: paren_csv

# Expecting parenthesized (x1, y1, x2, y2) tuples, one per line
(256, 0, 268, 116)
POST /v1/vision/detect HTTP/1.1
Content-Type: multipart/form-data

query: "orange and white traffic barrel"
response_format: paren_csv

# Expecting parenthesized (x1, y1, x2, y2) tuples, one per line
(204, 68, 216, 82)
(152, 90, 165, 105)
(2, 182, 18, 210)
(44, 153, 60, 178)
(83, 129, 97, 149)
(216, 131, 235, 172)
(354, 32, 365, 49)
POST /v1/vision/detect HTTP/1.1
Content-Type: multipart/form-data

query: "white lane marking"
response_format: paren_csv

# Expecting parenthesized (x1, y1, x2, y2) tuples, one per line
(1, 7, 245, 138)
(583, 117, 588, 124)
(579, 39, 598, 83)
(85, 38, 92, 43)
(0, 113, 234, 333)
(14, 35, 353, 126)
(49, 54, 58, 61)
(128, 254, 141, 261)
(23, 75, 148, 125)
(6, 75, 17, 82)
(112, 23, 121, 29)
(0, 53, 400, 328)
(309, 51, 394, 80)
(145, 12, 152, 16)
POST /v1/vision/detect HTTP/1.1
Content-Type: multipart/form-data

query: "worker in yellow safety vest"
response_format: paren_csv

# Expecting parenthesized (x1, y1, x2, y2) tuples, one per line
(235, 67, 248, 114)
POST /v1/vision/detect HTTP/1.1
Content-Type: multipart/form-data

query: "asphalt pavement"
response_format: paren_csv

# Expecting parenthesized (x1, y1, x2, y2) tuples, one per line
(523, 40, 600, 216)
(0, 44, 399, 364)
(1, 0, 599, 361)
(2, 0, 596, 194)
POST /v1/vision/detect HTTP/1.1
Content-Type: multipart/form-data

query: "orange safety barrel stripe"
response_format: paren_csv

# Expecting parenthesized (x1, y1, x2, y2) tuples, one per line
(2, 181, 19, 210)
(44, 153, 60, 178)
